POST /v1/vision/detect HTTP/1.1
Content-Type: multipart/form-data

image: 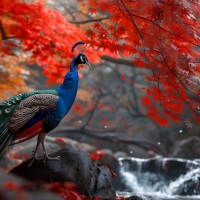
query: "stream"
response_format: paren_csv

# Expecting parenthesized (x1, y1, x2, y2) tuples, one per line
(116, 157, 200, 200)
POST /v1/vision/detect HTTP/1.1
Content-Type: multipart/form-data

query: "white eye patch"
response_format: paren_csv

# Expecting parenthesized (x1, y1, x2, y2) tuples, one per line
(80, 56, 84, 62)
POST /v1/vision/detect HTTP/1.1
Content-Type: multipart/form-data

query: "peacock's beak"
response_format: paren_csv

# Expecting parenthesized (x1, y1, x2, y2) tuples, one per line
(86, 62, 91, 67)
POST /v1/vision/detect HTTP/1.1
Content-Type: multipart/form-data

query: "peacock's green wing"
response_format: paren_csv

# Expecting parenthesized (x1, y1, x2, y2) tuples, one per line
(0, 90, 59, 156)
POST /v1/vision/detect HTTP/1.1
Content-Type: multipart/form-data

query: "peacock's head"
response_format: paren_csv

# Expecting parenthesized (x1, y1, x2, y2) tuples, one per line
(76, 53, 91, 67)
(71, 42, 91, 69)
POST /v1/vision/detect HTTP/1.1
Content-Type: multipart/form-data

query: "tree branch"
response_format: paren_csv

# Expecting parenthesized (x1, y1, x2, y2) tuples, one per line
(101, 55, 135, 66)
(50, 127, 167, 156)
(69, 17, 109, 24)
(120, 0, 144, 41)
(0, 21, 7, 40)
(0, 21, 17, 40)
(82, 90, 103, 130)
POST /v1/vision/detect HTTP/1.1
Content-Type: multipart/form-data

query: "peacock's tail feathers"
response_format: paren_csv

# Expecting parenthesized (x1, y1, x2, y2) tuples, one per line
(0, 95, 21, 153)
(0, 129, 13, 158)
(0, 94, 21, 158)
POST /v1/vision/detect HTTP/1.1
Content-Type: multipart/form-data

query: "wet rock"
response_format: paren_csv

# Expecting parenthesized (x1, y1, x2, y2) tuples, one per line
(98, 149, 121, 190)
(0, 154, 20, 171)
(45, 135, 81, 150)
(113, 151, 128, 159)
(127, 196, 143, 200)
(10, 148, 116, 200)
(170, 136, 200, 159)
(17, 141, 61, 159)
(100, 149, 114, 165)
(45, 136, 96, 153)
(0, 170, 62, 200)
(172, 177, 200, 195)
(79, 142, 96, 153)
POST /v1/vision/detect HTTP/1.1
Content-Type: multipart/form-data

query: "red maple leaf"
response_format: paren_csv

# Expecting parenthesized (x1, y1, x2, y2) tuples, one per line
(55, 137, 66, 142)
(141, 97, 152, 106)
(4, 181, 21, 191)
(89, 151, 104, 161)
(116, 116, 121, 120)
(183, 118, 195, 129)
(150, 146, 156, 155)
(99, 104, 104, 108)
(116, 84, 121, 89)
(124, 119, 128, 128)
(120, 76, 126, 81)
(104, 119, 109, 124)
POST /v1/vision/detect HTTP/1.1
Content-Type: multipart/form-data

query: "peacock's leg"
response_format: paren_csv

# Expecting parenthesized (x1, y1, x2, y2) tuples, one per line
(28, 134, 43, 167)
(28, 132, 60, 167)
(38, 132, 60, 163)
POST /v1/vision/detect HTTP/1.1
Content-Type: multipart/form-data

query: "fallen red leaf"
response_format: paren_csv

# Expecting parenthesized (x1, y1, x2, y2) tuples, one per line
(124, 119, 128, 128)
(116, 84, 121, 88)
(89, 151, 104, 161)
(120, 76, 126, 81)
(4, 181, 21, 191)
(55, 137, 66, 142)
(150, 146, 156, 155)
(104, 119, 109, 124)
(99, 104, 104, 108)
(116, 116, 121, 120)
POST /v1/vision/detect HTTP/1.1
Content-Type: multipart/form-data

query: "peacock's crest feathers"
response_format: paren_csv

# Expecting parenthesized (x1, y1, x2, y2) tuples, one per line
(71, 41, 85, 53)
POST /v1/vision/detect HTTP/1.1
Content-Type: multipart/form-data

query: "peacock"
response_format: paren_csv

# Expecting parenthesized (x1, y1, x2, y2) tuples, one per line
(0, 41, 91, 167)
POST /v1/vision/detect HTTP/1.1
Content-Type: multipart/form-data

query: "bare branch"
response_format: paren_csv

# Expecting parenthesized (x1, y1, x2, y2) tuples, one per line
(69, 17, 109, 24)
(101, 55, 135, 66)
(0, 21, 17, 40)
(82, 90, 103, 130)
(0, 21, 7, 40)
(51, 126, 167, 156)
(120, 0, 144, 41)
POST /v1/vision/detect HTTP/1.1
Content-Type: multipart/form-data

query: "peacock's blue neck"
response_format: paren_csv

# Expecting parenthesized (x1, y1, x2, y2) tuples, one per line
(56, 60, 79, 117)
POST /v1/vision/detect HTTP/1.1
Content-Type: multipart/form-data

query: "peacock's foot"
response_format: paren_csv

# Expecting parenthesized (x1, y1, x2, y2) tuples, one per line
(28, 151, 42, 167)
(42, 153, 61, 163)
(28, 152, 61, 167)
(28, 132, 61, 167)
(28, 157, 39, 167)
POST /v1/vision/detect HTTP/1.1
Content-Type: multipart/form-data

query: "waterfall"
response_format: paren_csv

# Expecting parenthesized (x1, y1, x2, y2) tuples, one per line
(116, 157, 200, 200)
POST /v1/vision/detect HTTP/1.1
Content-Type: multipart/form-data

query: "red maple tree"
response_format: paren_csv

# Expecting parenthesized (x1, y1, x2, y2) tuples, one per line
(78, 0, 200, 126)
(1, 0, 200, 126)
(0, 0, 102, 88)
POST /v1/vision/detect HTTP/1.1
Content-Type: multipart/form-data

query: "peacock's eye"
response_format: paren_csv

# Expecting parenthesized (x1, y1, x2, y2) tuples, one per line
(5, 108, 10, 113)
(13, 100, 16, 103)
(80, 55, 84, 62)
(7, 103, 11, 106)
(16, 97, 20, 101)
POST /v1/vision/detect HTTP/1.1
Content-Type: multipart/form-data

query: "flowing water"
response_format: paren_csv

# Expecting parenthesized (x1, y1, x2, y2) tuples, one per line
(116, 157, 200, 200)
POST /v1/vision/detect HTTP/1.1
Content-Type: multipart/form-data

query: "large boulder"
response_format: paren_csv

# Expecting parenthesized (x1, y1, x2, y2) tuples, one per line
(170, 136, 200, 158)
(10, 148, 116, 200)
